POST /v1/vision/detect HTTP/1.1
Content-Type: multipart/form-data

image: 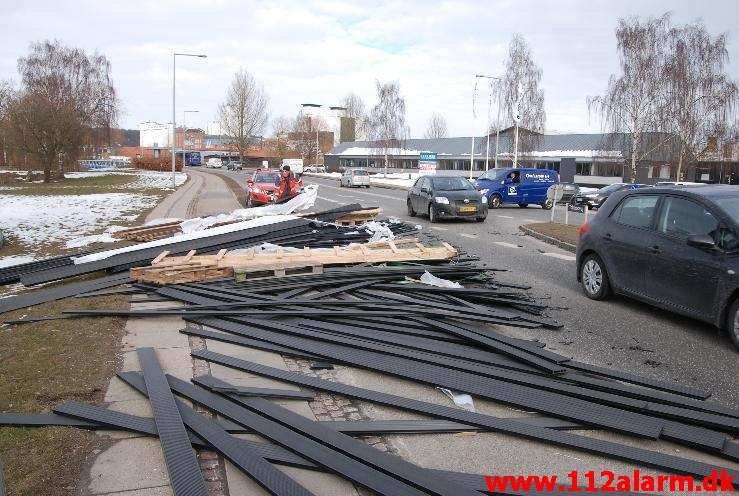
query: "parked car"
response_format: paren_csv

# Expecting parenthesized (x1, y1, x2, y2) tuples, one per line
(570, 183, 647, 210)
(576, 185, 739, 349)
(246, 171, 281, 206)
(549, 182, 580, 204)
(305, 164, 326, 173)
(407, 175, 487, 223)
(226, 160, 242, 170)
(340, 168, 371, 188)
(206, 158, 223, 169)
(474, 168, 558, 209)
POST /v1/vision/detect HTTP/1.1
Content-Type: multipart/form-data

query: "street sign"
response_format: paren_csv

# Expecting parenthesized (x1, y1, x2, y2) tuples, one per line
(568, 204, 585, 213)
(547, 184, 565, 201)
(419, 151, 437, 175)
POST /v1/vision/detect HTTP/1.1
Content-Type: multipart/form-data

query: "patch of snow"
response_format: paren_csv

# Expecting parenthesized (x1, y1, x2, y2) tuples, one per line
(73, 215, 300, 264)
(0, 255, 37, 269)
(64, 170, 188, 189)
(0, 193, 159, 248)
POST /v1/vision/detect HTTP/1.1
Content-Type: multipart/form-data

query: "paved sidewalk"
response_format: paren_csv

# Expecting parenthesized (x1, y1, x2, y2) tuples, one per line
(81, 169, 358, 495)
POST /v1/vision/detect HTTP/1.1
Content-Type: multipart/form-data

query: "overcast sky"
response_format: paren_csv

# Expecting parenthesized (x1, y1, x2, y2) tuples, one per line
(1, 0, 737, 138)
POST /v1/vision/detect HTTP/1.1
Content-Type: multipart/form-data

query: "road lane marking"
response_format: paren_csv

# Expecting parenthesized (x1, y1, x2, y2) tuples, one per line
(430, 227, 448, 231)
(318, 197, 342, 204)
(311, 182, 403, 201)
(495, 215, 513, 219)
(460, 233, 477, 239)
(541, 252, 576, 261)
(493, 241, 520, 248)
(524, 219, 539, 223)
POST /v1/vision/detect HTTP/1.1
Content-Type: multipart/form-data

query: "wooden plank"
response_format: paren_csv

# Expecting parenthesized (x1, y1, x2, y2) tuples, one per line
(151, 251, 171, 265)
(183, 250, 197, 262)
(216, 249, 228, 260)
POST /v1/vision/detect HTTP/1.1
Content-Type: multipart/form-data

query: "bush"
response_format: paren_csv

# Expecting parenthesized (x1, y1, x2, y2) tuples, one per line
(132, 156, 183, 172)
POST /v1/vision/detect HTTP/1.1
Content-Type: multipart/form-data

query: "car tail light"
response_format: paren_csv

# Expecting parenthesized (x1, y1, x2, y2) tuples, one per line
(579, 222, 589, 238)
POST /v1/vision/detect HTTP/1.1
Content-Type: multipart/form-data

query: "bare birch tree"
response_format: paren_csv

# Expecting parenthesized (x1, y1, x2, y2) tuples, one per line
(340, 92, 369, 140)
(9, 40, 118, 181)
(270, 115, 294, 161)
(424, 113, 448, 139)
(218, 68, 269, 163)
(665, 20, 738, 180)
(368, 80, 407, 177)
(588, 15, 672, 182)
(498, 35, 546, 163)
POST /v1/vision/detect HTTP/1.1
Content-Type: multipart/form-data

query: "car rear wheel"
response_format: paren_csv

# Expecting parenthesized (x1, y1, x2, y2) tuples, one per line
(541, 198, 554, 210)
(407, 200, 416, 217)
(580, 254, 612, 300)
(488, 194, 502, 209)
(725, 299, 739, 350)
(428, 204, 438, 223)
(518, 203, 529, 208)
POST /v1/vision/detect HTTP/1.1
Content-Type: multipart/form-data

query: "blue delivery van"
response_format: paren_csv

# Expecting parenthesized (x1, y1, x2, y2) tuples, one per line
(473, 168, 559, 209)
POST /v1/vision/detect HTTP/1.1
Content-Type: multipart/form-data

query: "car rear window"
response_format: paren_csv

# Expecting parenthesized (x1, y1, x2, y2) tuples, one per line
(612, 196, 658, 228)
(352, 170, 369, 176)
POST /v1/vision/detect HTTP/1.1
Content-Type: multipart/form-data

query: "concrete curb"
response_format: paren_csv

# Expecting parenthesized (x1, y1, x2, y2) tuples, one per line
(519, 225, 577, 253)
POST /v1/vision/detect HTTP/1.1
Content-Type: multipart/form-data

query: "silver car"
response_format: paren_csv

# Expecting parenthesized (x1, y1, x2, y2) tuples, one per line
(340, 168, 371, 188)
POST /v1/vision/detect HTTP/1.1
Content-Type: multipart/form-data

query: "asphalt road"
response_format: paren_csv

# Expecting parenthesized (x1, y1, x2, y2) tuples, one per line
(193, 167, 739, 485)
(202, 167, 739, 406)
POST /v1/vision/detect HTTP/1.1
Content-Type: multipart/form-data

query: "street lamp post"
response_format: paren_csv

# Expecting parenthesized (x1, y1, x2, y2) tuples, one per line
(183, 110, 199, 165)
(300, 103, 323, 164)
(172, 52, 206, 188)
(475, 74, 502, 171)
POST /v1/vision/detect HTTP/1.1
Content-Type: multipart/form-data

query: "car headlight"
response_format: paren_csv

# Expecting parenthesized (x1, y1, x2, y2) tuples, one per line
(252, 186, 261, 194)
(434, 197, 450, 204)
(479, 189, 489, 195)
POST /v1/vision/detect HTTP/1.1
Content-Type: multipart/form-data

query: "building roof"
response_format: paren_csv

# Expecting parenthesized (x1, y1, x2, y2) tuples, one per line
(326, 133, 628, 159)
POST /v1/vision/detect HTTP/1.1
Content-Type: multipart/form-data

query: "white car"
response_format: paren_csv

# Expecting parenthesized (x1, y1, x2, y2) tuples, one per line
(340, 168, 371, 188)
(305, 164, 326, 173)
(206, 158, 223, 168)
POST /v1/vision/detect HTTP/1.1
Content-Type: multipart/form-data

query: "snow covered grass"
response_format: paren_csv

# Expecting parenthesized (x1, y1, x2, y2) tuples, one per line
(0, 170, 187, 262)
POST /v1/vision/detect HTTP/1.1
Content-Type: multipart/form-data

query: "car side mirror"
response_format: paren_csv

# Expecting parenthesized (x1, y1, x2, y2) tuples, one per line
(686, 234, 717, 251)
(421, 187, 429, 194)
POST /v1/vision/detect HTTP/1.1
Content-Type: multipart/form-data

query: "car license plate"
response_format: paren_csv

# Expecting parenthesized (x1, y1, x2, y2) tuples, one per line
(460, 206, 477, 213)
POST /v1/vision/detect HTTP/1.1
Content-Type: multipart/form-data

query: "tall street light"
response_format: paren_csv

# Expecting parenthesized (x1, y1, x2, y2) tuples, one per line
(172, 52, 206, 188)
(183, 110, 199, 164)
(475, 74, 503, 170)
(301, 103, 322, 164)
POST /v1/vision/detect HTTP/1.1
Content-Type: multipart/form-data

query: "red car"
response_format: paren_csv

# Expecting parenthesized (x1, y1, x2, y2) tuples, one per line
(246, 171, 281, 206)
(246, 171, 304, 206)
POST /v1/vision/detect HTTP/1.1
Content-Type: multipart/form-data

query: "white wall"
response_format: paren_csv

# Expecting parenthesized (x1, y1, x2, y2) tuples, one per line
(139, 122, 172, 148)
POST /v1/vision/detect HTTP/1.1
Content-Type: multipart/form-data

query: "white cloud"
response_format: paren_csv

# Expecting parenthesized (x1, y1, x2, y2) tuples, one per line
(0, 0, 736, 137)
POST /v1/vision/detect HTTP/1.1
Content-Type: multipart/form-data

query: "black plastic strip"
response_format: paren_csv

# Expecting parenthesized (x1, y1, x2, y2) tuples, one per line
(190, 317, 662, 438)
(0, 412, 103, 429)
(193, 350, 739, 480)
(196, 380, 479, 496)
(208, 385, 315, 400)
(137, 348, 208, 496)
(117, 372, 432, 496)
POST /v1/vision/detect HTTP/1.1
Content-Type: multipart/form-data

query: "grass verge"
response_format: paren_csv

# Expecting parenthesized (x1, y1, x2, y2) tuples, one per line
(523, 222, 581, 245)
(0, 294, 128, 496)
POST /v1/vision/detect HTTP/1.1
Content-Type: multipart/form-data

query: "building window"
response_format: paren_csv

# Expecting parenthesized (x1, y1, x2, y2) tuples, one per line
(576, 162, 592, 175)
(153, 149, 160, 158)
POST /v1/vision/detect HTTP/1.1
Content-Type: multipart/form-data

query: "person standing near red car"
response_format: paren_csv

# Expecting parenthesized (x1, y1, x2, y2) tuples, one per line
(275, 165, 302, 202)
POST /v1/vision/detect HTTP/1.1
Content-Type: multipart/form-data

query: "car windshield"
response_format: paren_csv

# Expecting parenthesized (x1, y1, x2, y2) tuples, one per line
(431, 176, 475, 191)
(477, 169, 510, 181)
(713, 197, 739, 224)
(255, 173, 279, 182)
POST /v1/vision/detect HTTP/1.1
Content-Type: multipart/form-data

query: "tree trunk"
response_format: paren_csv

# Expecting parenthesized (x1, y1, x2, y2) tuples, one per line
(630, 133, 639, 184)
(43, 160, 52, 183)
(384, 151, 388, 179)
(676, 143, 685, 182)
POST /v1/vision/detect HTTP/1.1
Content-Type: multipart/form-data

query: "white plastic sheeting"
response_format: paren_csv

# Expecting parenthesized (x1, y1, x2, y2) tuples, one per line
(419, 271, 463, 289)
(437, 388, 476, 412)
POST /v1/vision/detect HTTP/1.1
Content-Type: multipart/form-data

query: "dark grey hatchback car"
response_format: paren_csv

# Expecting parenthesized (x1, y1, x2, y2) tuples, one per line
(576, 185, 739, 349)
(407, 175, 487, 222)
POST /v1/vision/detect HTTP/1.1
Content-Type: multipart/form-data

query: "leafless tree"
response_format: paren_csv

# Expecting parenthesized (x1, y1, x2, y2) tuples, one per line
(269, 115, 294, 161)
(368, 80, 407, 177)
(665, 20, 738, 180)
(218, 68, 269, 163)
(6, 91, 83, 181)
(340, 92, 369, 140)
(423, 113, 448, 139)
(588, 15, 673, 182)
(8, 40, 118, 181)
(498, 35, 546, 163)
(0, 80, 14, 167)
(292, 111, 326, 163)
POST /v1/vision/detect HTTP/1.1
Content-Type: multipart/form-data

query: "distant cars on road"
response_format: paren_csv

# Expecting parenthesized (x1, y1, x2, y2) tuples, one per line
(205, 158, 223, 169)
(305, 164, 326, 173)
(407, 175, 487, 223)
(226, 161, 242, 170)
(576, 185, 739, 349)
(340, 168, 370, 188)
(570, 183, 647, 210)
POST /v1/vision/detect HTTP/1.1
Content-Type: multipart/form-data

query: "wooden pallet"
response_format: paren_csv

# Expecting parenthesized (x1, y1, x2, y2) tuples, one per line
(234, 262, 324, 282)
(334, 208, 382, 226)
(112, 222, 183, 242)
(129, 240, 455, 285)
